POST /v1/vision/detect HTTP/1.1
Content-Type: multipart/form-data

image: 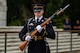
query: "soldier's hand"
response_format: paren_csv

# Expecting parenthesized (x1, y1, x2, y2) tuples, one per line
(36, 25, 43, 33)
(25, 35, 31, 41)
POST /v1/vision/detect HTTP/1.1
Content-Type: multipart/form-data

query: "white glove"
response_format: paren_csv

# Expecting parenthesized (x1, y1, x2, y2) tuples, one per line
(25, 35, 31, 41)
(36, 25, 42, 33)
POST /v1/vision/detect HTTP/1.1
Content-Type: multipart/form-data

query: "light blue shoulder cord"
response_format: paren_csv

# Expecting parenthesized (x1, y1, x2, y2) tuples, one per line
(24, 18, 32, 53)
(27, 18, 33, 33)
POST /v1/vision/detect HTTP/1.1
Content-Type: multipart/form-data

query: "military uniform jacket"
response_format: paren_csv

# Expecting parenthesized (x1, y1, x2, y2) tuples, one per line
(19, 17, 55, 53)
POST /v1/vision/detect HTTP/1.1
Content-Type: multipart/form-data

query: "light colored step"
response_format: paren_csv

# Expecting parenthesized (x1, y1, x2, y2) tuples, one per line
(7, 50, 23, 53)
(0, 33, 5, 35)
(5, 35, 19, 39)
(72, 39, 80, 42)
(7, 46, 19, 50)
(0, 47, 4, 51)
(0, 43, 4, 47)
(72, 42, 80, 44)
(7, 42, 21, 46)
(7, 39, 20, 42)
(72, 45, 80, 47)
(0, 39, 4, 42)
(50, 47, 80, 53)
(0, 36, 5, 38)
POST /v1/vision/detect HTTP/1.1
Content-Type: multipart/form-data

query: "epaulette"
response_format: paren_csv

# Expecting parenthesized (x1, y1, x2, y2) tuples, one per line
(27, 18, 33, 32)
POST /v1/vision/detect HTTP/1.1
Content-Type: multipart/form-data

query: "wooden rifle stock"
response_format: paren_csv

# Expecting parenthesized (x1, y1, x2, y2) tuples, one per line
(19, 41, 28, 51)
(19, 4, 70, 51)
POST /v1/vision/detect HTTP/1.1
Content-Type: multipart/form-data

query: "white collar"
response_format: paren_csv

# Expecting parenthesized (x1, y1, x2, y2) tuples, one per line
(35, 16, 43, 22)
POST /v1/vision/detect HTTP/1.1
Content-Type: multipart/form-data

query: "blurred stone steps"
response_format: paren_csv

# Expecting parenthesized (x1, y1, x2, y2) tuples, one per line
(0, 27, 80, 53)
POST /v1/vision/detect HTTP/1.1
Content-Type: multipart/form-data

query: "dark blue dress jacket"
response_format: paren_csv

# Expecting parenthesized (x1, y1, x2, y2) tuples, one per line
(19, 17, 55, 53)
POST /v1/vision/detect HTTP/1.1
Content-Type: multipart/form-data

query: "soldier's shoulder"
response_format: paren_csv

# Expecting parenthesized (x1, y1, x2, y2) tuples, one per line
(27, 17, 34, 21)
(28, 17, 33, 20)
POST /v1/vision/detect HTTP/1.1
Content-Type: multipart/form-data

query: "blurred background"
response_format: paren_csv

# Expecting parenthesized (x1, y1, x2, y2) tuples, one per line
(0, 0, 79, 29)
(0, 0, 80, 53)
(5, 0, 80, 29)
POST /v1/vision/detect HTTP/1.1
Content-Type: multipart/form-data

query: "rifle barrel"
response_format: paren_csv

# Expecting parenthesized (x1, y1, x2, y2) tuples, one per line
(49, 4, 70, 19)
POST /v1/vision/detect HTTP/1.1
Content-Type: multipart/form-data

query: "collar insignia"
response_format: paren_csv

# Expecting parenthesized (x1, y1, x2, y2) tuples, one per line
(41, 20, 44, 22)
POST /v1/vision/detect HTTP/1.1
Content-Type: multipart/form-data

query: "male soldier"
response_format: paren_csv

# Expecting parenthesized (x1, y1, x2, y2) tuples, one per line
(19, 4, 55, 53)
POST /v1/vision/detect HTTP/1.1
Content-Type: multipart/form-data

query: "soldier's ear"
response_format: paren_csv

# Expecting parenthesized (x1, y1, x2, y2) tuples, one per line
(41, 10, 44, 14)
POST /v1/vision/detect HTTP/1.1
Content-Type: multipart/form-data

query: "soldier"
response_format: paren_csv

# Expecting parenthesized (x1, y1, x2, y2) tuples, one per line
(19, 4, 55, 53)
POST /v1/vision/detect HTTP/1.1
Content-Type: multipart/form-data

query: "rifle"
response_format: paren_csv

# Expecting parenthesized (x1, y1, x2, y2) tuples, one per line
(19, 4, 70, 51)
